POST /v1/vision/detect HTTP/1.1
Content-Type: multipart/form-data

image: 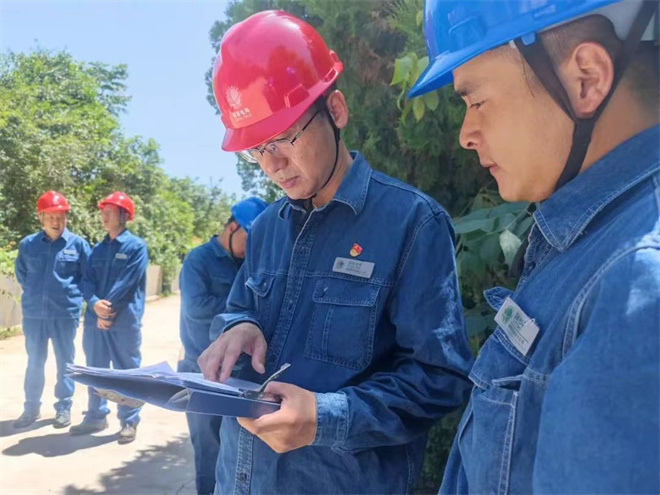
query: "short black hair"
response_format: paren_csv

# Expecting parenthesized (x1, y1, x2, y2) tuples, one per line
(542, 14, 658, 112)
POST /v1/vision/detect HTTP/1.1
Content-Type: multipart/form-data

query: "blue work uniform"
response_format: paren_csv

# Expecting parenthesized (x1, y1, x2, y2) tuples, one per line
(179, 237, 240, 495)
(441, 125, 660, 494)
(81, 228, 148, 427)
(212, 152, 474, 494)
(15, 228, 90, 415)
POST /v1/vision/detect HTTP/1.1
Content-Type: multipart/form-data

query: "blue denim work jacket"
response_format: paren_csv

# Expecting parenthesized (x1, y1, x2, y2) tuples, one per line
(212, 152, 474, 494)
(15, 228, 91, 320)
(180, 237, 239, 368)
(441, 125, 660, 494)
(81, 229, 148, 331)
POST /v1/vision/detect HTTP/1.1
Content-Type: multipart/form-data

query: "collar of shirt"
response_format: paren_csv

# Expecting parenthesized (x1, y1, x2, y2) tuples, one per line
(103, 228, 131, 245)
(278, 151, 372, 220)
(38, 228, 72, 244)
(208, 235, 233, 260)
(535, 124, 660, 253)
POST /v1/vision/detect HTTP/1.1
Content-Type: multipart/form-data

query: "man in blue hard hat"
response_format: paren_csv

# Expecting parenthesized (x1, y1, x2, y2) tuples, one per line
(178, 197, 268, 495)
(411, 0, 659, 492)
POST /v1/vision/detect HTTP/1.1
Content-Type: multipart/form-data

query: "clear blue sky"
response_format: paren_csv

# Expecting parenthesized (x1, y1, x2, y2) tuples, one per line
(0, 0, 245, 197)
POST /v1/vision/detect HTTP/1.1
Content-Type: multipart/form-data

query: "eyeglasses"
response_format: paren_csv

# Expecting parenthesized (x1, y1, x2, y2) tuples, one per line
(237, 109, 322, 164)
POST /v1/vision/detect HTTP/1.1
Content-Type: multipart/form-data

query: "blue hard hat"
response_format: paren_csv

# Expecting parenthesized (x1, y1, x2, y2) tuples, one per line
(231, 197, 268, 233)
(409, 0, 623, 97)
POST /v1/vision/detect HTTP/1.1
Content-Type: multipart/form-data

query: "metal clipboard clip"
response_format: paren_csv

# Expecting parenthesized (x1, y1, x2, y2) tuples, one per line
(240, 363, 291, 401)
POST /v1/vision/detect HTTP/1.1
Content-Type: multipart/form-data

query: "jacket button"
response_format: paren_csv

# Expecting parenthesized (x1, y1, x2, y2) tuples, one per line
(238, 472, 248, 483)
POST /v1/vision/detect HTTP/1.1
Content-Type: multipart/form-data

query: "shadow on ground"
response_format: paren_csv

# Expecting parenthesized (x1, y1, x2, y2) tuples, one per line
(0, 418, 53, 438)
(62, 434, 195, 495)
(2, 430, 119, 457)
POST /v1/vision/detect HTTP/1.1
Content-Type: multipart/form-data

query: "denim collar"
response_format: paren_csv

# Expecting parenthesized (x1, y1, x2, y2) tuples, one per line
(535, 125, 660, 252)
(39, 228, 72, 244)
(278, 151, 372, 219)
(103, 228, 131, 244)
(208, 235, 231, 259)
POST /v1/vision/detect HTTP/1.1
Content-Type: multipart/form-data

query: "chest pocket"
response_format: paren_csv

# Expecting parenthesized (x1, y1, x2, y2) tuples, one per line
(304, 277, 380, 371)
(245, 273, 275, 333)
(458, 329, 527, 495)
(56, 252, 80, 278)
(109, 254, 128, 279)
(25, 254, 46, 276)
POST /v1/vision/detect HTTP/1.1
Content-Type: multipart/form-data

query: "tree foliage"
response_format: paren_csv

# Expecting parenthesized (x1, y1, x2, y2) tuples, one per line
(0, 49, 234, 287)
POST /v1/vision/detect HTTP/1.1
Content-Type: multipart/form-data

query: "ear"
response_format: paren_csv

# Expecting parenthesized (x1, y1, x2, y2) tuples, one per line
(560, 42, 614, 118)
(227, 221, 239, 234)
(325, 90, 349, 129)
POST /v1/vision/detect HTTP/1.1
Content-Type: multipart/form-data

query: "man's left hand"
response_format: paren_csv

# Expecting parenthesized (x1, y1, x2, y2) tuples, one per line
(237, 382, 317, 454)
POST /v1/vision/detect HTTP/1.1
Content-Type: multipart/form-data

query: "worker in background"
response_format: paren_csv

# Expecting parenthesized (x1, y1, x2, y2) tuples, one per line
(71, 191, 148, 445)
(179, 196, 268, 495)
(13, 191, 90, 429)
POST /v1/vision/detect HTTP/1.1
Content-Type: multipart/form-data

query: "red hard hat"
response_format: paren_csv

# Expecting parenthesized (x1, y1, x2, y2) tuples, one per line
(212, 10, 343, 152)
(36, 191, 71, 213)
(98, 191, 135, 221)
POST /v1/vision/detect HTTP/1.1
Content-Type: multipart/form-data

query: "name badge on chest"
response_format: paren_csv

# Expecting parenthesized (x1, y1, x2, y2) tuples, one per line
(115, 253, 128, 260)
(494, 297, 540, 356)
(63, 249, 77, 256)
(332, 257, 374, 279)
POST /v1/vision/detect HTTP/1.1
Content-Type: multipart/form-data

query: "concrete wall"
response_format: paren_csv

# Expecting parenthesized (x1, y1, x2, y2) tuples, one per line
(169, 264, 181, 294)
(0, 264, 180, 328)
(145, 264, 163, 301)
(0, 276, 22, 328)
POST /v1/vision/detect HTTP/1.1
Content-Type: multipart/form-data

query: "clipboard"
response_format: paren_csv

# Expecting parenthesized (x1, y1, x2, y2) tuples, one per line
(66, 362, 283, 418)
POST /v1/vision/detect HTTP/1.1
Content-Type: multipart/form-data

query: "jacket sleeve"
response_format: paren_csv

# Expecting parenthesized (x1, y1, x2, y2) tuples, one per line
(181, 251, 233, 322)
(81, 245, 100, 308)
(209, 259, 261, 342)
(105, 241, 149, 313)
(14, 239, 28, 288)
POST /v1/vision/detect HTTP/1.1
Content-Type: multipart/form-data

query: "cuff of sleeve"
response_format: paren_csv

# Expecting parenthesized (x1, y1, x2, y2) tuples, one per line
(223, 318, 262, 333)
(312, 391, 348, 449)
(89, 296, 100, 308)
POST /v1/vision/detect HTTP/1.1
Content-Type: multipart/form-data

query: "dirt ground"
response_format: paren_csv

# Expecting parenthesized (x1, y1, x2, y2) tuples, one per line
(0, 295, 198, 495)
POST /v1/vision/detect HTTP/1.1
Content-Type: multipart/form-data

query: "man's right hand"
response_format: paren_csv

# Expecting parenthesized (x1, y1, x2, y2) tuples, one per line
(198, 322, 267, 383)
(97, 318, 113, 331)
(93, 300, 114, 319)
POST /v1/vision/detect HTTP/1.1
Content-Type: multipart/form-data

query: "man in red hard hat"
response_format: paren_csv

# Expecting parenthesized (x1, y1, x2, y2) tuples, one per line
(197, 10, 473, 494)
(13, 191, 91, 429)
(71, 191, 148, 444)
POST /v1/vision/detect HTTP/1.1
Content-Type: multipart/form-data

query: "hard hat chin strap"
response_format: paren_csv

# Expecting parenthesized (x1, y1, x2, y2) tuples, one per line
(509, 1, 657, 279)
(513, 0, 657, 192)
(227, 225, 245, 264)
(303, 106, 342, 208)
